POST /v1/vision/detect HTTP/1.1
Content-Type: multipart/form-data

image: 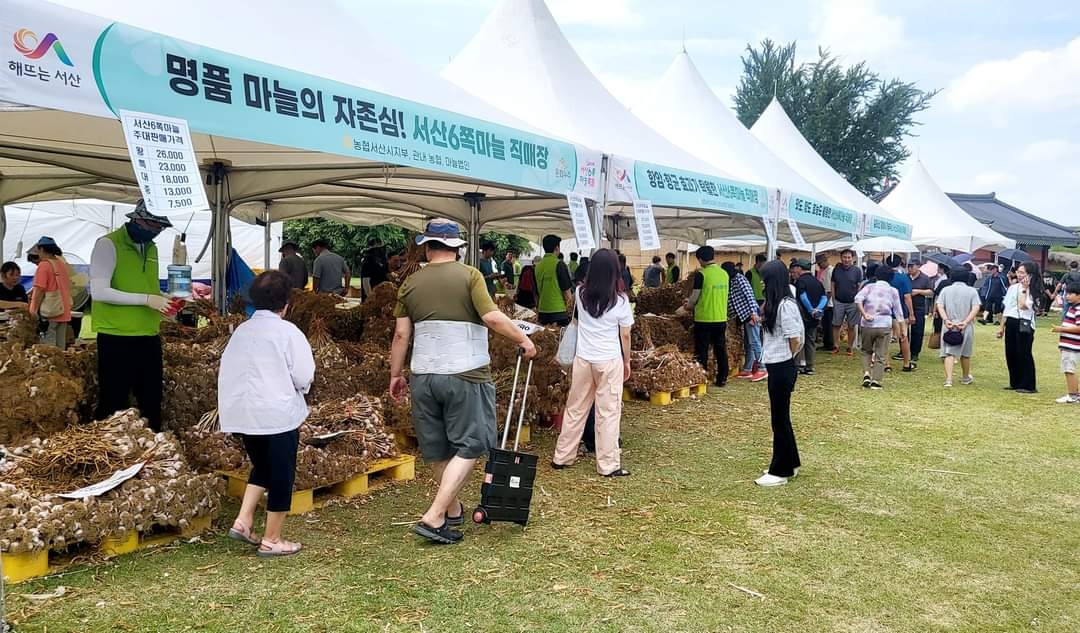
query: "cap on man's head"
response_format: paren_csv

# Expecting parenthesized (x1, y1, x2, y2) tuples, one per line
(907, 255, 922, 266)
(415, 218, 466, 248)
(125, 199, 173, 228)
(791, 258, 812, 270)
(33, 236, 59, 248)
(278, 240, 299, 253)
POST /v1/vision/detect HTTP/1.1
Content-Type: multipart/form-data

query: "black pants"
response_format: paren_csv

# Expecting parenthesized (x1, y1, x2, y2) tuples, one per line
(96, 334, 164, 431)
(694, 321, 729, 385)
(820, 307, 835, 349)
(241, 429, 300, 512)
(981, 298, 1003, 321)
(1004, 317, 1037, 391)
(910, 311, 927, 360)
(765, 358, 801, 477)
(538, 312, 570, 327)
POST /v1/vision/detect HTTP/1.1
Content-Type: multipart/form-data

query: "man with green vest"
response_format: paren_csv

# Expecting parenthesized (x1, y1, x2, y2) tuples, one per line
(664, 252, 681, 286)
(686, 245, 731, 387)
(89, 201, 176, 431)
(534, 234, 574, 327)
(746, 253, 767, 305)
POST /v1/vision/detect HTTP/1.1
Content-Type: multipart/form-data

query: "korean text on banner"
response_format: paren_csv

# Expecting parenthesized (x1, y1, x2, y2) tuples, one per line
(786, 217, 807, 248)
(866, 215, 912, 240)
(633, 200, 661, 251)
(566, 192, 596, 251)
(120, 110, 210, 214)
(786, 194, 858, 235)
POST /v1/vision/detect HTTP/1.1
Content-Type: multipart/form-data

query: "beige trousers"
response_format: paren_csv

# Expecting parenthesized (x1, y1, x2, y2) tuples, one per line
(861, 326, 891, 382)
(553, 357, 623, 475)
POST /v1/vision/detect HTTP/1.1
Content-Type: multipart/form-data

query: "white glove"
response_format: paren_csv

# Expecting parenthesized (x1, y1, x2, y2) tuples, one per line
(144, 294, 171, 312)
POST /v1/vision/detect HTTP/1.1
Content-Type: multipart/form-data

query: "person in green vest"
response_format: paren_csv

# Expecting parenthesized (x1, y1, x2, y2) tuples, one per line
(746, 253, 767, 305)
(686, 245, 731, 387)
(89, 201, 177, 431)
(568, 251, 579, 277)
(664, 252, 681, 286)
(535, 234, 574, 327)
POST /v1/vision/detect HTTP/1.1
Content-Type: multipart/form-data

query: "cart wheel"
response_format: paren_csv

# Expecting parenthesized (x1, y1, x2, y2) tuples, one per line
(472, 507, 488, 524)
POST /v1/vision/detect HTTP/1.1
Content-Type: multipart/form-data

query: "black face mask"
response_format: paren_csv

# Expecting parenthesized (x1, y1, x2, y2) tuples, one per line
(126, 221, 159, 244)
(27, 254, 40, 265)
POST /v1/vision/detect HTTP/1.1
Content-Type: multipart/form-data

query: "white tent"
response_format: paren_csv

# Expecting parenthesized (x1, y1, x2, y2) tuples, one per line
(443, 0, 828, 244)
(879, 160, 1015, 253)
(749, 99, 911, 240)
(1, 0, 604, 305)
(635, 52, 860, 239)
(3, 199, 281, 280)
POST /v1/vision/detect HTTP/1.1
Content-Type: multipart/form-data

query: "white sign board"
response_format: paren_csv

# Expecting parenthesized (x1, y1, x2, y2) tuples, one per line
(632, 199, 661, 252)
(512, 319, 545, 336)
(786, 217, 808, 248)
(119, 110, 210, 214)
(566, 192, 596, 251)
(58, 461, 145, 500)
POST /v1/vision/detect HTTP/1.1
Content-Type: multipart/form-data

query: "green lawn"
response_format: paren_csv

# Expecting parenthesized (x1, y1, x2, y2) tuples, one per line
(9, 326, 1079, 632)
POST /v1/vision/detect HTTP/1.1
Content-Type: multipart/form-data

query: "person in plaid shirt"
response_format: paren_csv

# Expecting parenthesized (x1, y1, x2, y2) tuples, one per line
(723, 262, 766, 382)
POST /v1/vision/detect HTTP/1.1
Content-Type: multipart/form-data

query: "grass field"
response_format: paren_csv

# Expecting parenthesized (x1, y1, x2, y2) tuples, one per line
(8, 326, 1079, 632)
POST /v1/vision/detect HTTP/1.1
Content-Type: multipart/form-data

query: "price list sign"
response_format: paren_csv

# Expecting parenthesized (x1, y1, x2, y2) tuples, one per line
(119, 109, 210, 214)
(633, 199, 661, 251)
(566, 192, 596, 251)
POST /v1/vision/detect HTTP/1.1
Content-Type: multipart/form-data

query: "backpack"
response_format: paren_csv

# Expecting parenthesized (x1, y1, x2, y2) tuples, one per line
(516, 267, 536, 309)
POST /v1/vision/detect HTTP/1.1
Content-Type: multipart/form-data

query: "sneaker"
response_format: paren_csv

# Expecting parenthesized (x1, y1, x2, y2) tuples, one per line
(901, 365, 914, 373)
(1055, 394, 1080, 404)
(412, 520, 464, 545)
(869, 381, 883, 390)
(944, 380, 953, 388)
(960, 375, 975, 385)
(862, 374, 872, 388)
(911, 355, 919, 363)
(800, 367, 815, 376)
(754, 473, 788, 487)
(750, 370, 768, 382)
(891, 352, 904, 361)
(735, 370, 753, 379)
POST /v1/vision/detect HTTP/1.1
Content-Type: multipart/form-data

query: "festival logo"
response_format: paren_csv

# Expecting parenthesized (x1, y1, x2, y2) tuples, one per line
(612, 165, 632, 193)
(13, 28, 73, 66)
(555, 156, 571, 180)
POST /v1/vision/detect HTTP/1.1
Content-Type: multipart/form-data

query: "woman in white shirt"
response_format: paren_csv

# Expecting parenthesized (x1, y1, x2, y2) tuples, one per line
(219, 270, 315, 557)
(756, 260, 805, 487)
(552, 249, 634, 477)
(998, 262, 1043, 393)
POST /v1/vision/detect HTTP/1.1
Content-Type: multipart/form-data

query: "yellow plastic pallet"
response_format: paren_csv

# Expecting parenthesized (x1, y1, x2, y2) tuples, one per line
(2, 514, 213, 585)
(222, 454, 416, 515)
(622, 384, 707, 406)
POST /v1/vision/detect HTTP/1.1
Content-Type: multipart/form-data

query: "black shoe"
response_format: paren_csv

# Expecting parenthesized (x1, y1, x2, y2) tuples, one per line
(862, 375, 872, 388)
(869, 381, 883, 390)
(911, 355, 919, 363)
(1015, 388, 1038, 394)
(799, 367, 815, 375)
(902, 365, 914, 372)
(412, 520, 463, 545)
(714, 381, 727, 388)
(445, 502, 465, 527)
(603, 468, 631, 477)
(550, 461, 570, 470)
(1003, 386, 1016, 390)
(891, 352, 904, 361)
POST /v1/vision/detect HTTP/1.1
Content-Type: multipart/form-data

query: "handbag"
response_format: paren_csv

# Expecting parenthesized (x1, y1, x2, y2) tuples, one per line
(943, 329, 964, 346)
(555, 322, 578, 368)
(928, 331, 941, 349)
(1019, 318, 1034, 335)
(37, 261, 65, 319)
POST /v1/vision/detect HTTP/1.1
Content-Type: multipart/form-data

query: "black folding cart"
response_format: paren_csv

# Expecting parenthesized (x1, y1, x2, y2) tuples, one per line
(472, 351, 538, 526)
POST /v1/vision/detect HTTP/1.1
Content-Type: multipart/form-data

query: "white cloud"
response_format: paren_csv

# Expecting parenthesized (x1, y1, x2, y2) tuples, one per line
(813, 0, 906, 60)
(947, 37, 1080, 114)
(1020, 139, 1080, 163)
(547, 0, 644, 29)
(971, 171, 1019, 191)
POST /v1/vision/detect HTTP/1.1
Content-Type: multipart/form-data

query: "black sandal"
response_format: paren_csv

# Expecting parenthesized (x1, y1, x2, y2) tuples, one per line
(603, 468, 631, 477)
(411, 520, 463, 545)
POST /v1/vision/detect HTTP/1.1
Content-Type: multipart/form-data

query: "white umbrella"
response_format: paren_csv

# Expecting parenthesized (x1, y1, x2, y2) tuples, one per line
(853, 235, 919, 253)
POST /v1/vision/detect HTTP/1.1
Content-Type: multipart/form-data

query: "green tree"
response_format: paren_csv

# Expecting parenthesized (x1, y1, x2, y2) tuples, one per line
(734, 39, 938, 196)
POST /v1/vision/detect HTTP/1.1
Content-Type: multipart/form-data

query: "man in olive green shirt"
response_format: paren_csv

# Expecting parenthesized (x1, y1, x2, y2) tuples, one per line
(390, 218, 535, 545)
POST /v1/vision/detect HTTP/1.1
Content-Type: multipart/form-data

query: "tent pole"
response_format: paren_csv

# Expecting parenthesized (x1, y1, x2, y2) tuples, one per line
(209, 161, 228, 315)
(0, 201, 6, 263)
(593, 155, 610, 254)
(464, 192, 484, 266)
(263, 203, 271, 271)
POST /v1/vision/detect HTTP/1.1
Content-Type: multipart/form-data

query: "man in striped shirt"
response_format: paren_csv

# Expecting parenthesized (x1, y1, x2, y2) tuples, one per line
(1050, 282, 1080, 404)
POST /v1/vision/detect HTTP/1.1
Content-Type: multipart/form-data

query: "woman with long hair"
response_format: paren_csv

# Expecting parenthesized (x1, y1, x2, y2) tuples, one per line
(998, 261, 1043, 393)
(756, 260, 804, 487)
(552, 249, 633, 477)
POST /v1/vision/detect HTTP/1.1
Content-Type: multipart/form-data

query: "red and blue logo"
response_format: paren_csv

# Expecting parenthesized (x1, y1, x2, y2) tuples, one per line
(13, 28, 73, 66)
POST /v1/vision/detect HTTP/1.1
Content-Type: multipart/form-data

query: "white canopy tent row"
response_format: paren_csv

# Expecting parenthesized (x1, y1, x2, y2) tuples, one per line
(878, 160, 1015, 253)
(634, 51, 894, 247)
(443, 0, 855, 248)
(0, 0, 608, 309)
(3, 199, 281, 281)
(749, 99, 912, 242)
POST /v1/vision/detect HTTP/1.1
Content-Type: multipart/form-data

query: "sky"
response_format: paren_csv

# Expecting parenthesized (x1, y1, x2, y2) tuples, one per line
(338, 0, 1079, 226)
